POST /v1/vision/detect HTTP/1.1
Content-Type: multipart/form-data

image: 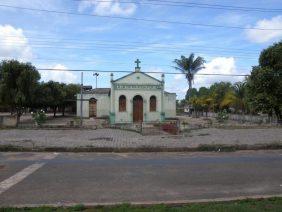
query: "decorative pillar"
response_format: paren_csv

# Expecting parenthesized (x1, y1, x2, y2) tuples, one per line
(160, 74, 165, 121)
(130, 99, 133, 122)
(110, 73, 115, 124)
(144, 99, 147, 122)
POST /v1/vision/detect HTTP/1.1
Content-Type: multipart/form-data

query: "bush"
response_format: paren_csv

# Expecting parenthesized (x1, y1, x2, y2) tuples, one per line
(31, 110, 47, 125)
(216, 109, 229, 122)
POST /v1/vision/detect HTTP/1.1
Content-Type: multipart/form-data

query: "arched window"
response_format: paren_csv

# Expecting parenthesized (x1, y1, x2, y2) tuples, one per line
(150, 96, 156, 112)
(119, 95, 126, 112)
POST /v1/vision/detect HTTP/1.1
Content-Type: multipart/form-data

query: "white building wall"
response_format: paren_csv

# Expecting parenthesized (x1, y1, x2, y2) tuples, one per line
(114, 90, 162, 123)
(164, 93, 176, 118)
(77, 93, 110, 118)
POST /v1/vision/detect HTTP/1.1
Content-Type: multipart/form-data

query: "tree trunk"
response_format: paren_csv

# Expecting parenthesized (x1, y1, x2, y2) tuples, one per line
(62, 106, 65, 116)
(16, 108, 21, 127)
(188, 79, 192, 95)
(53, 106, 57, 117)
(274, 107, 282, 124)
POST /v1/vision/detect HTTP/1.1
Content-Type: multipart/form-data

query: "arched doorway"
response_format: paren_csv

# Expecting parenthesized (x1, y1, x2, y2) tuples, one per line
(133, 95, 143, 122)
(89, 98, 97, 117)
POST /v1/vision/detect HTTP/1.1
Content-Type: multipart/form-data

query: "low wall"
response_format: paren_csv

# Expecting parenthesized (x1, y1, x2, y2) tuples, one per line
(0, 115, 17, 127)
(207, 112, 278, 124)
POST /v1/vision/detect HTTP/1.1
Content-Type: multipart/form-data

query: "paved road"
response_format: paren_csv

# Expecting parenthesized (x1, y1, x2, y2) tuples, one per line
(0, 151, 282, 206)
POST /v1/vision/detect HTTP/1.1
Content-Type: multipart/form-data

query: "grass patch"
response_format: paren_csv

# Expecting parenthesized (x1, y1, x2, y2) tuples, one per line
(1, 197, 282, 211)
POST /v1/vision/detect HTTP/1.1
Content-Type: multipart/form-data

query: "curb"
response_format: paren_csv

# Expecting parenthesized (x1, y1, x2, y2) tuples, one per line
(0, 143, 282, 152)
(2, 194, 282, 208)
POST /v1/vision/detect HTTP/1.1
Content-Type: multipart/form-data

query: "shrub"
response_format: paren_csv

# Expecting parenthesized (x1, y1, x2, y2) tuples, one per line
(216, 109, 229, 122)
(31, 110, 47, 125)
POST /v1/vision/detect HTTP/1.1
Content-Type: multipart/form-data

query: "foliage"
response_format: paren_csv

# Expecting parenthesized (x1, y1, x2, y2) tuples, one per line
(31, 110, 47, 125)
(216, 109, 229, 122)
(173, 53, 205, 98)
(246, 41, 282, 121)
(0, 60, 40, 123)
(1, 197, 282, 211)
(221, 82, 247, 113)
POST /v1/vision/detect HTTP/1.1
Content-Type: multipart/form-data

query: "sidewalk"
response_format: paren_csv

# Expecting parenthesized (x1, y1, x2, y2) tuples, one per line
(0, 128, 281, 151)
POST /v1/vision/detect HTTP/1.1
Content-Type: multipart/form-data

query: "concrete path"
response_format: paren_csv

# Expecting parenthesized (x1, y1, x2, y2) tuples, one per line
(0, 128, 281, 149)
(0, 151, 282, 206)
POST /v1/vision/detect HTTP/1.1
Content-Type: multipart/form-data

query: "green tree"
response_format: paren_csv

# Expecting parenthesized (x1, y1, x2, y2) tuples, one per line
(209, 82, 232, 111)
(45, 81, 66, 117)
(173, 54, 205, 98)
(185, 88, 198, 100)
(246, 41, 282, 122)
(221, 82, 247, 113)
(246, 67, 282, 121)
(61, 83, 80, 116)
(0, 60, 40, 124)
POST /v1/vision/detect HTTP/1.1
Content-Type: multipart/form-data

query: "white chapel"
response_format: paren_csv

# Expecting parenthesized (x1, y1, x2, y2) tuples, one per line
(77, 60, 176, 124)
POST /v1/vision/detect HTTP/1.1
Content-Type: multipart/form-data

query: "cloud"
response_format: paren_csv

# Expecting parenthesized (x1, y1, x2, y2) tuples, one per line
(40, 64, 78, 84)
(245, 15, 282, 43)
(78, 0, 136, 16)
(81, 25, 114, 33)
(0, 25, 32, 61)
(144, 67, 163, 80)
(194, 57, 244, 87)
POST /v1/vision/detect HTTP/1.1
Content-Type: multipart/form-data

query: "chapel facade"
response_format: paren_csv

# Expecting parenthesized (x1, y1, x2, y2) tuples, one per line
(77, 61, 176, 124)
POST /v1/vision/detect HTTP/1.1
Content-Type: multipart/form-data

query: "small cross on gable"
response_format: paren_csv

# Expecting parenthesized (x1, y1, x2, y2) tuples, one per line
(135, 59, 141, 69)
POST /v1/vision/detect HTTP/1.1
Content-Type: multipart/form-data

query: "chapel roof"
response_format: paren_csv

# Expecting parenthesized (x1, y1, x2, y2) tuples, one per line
(83, 88, 111, 95)
(113, 71, 162, 83)
(164, 91, 176, 95)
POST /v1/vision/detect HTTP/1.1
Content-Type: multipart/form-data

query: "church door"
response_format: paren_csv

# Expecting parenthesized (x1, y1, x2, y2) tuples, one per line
(133, 95, 143, 122)
(89, 98, 97, 117)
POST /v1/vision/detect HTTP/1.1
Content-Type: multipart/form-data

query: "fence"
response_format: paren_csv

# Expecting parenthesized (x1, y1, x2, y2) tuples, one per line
(206, 112, 278, 124)
(0, 115, 17, 127)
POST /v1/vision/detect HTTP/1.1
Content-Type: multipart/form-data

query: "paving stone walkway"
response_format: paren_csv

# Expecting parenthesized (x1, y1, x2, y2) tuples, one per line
(0, 128, 281, 149)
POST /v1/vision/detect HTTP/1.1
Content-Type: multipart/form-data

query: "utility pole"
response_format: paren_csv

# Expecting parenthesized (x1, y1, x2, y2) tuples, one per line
(94, 73, 99, 89)
(80, 72, 83, 126)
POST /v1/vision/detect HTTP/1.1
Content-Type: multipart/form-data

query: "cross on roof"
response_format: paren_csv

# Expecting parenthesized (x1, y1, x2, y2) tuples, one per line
(135, 59, 141, 69)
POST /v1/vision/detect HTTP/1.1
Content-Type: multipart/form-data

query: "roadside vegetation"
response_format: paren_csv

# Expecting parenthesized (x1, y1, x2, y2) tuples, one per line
(1, 197, 282, 211)
(176, 41, 282, 123)
(0, 60, 80, 125)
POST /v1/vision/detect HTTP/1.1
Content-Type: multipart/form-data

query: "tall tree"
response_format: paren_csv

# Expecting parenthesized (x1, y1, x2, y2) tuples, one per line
(209, 82, 232, 111)
(0, 60, 40, 124)
(221, 82, 247, 113)
(61, 83, 80, 116)
(173, 54, 205, 98)
(44, 81, 66, 117)
(246, 41, 282, 122)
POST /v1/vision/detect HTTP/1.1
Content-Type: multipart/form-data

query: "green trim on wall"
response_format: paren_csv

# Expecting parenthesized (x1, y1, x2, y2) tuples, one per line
(109, 112, 115, 124)
(113, 84, 163, 90)
(161, 112, 165, 122)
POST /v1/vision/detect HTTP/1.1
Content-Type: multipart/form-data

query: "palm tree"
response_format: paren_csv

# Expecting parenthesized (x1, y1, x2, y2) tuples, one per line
(220, 82, 246, 113)
(173, 54, 205, 98)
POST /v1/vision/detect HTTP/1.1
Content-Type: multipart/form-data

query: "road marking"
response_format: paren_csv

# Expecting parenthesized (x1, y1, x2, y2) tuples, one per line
(0, 153, 59, 195)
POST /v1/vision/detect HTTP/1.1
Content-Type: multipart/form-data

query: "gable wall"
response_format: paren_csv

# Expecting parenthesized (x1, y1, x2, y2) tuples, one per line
(114, 72, 161, 85)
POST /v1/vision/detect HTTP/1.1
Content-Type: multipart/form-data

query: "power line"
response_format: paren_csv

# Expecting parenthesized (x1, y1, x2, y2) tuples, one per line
(0, 4, 281, 30)
(0, 57, 252, 71)
(1, 35, 261, 54)
(0, 42, 258, 58)
(37, 68, 250, 76)
(75, 0, 282, 13)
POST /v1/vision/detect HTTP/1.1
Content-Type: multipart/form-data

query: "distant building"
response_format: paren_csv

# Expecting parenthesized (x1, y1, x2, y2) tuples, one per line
(77, 60, 176, 124)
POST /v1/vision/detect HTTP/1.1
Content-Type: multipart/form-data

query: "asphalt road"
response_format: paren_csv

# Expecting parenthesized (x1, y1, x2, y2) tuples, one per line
(0, 151, 282, 206)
